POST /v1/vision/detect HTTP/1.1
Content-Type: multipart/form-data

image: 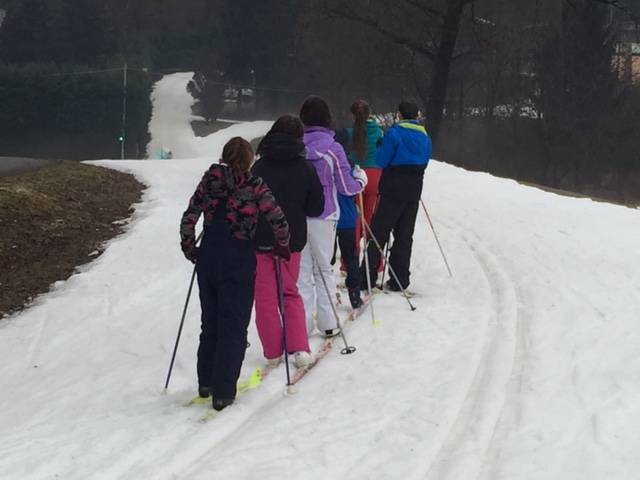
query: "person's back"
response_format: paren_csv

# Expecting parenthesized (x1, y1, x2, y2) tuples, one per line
(343, 101, 384, 269)
(253, 130, 324, 253)
(251, 115, 325, 369)
(346, 118, 383, 168)
(361, 101, 431, 292)
(335, 123, 365, 309)
(298, 96, 366, 338)
(377, 115, 432, 202)
(304, 126, 363, 220)
(180, 137, 290, 411)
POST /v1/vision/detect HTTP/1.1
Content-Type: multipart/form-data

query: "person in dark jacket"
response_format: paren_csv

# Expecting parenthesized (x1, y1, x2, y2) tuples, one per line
(361, 101, 432, 291)
(252, 115, 324, 368)
(180, 137, 290, 411)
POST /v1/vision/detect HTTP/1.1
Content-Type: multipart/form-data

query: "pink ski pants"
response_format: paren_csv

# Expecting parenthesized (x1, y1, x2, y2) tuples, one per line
(255, 252, 310, 359)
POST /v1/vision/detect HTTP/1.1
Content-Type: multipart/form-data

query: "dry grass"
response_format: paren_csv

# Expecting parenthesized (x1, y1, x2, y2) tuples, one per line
(0, 162, 145, 316)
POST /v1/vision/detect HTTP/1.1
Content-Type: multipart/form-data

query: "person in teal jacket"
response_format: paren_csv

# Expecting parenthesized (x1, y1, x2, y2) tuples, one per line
(361, 100, 432, 291)
(345, 101, 384, 249)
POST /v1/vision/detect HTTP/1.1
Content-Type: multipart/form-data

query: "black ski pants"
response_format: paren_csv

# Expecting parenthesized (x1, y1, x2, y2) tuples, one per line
(336, 228, 361, 292)
(196, 219, 256, 400)
(362, 195, 420, 289)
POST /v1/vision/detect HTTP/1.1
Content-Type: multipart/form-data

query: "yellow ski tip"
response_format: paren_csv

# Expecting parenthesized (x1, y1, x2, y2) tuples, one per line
(248, 367, 263, 389)
(185, 396, 210, 406)
(235, 367, 265, 395)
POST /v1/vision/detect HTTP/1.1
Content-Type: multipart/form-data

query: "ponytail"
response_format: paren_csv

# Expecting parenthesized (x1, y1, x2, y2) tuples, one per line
(351, 100, 370, 162)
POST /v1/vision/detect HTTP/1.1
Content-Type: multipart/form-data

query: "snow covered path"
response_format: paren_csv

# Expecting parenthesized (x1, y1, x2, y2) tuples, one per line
(1, 73, 639, 479)
(145, 72, 199, 158)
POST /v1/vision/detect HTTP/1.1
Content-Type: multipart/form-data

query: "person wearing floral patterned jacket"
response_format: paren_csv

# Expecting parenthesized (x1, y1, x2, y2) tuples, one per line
(180, 137, 289, 412)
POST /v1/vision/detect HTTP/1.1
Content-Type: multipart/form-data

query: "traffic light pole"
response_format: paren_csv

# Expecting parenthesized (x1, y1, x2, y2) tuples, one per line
(120, 62, 127, 160)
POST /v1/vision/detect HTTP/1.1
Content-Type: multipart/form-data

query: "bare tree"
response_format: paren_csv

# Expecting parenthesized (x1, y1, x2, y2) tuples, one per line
(322, 0, 475, 140)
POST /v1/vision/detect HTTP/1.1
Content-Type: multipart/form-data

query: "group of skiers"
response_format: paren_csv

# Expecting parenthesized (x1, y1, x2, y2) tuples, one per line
(180, 97, 432, 411)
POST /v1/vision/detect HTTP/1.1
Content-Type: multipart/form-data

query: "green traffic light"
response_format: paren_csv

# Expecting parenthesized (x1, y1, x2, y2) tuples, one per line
(119, 136, 124, 142)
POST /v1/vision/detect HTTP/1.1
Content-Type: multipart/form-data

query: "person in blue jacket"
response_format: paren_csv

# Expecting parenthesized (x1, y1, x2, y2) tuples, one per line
(361, 100, 432, 291)
(334, 128, 365, 309)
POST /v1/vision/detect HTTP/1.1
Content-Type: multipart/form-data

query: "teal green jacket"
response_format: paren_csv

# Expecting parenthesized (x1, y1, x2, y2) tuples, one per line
(346, 119, 384, 168)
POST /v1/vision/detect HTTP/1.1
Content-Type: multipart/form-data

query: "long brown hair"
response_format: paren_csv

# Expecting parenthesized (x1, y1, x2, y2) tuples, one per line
(221, 137, 254, 175)
(351, 100, 370, 161)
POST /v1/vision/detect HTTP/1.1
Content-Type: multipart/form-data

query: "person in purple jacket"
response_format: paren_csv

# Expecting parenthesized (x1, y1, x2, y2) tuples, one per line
(298, 96, 368, 337)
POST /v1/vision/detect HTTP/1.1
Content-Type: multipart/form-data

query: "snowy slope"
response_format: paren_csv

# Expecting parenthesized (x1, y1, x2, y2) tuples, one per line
(145, 72, 271, 159)
(1, 73, 639, 480)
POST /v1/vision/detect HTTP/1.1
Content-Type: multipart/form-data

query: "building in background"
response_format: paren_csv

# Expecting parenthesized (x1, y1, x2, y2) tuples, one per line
(614, 21, 640, 84)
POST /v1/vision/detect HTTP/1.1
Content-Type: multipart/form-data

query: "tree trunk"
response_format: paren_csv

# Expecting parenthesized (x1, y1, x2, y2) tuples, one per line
(425, 0, 469, 141)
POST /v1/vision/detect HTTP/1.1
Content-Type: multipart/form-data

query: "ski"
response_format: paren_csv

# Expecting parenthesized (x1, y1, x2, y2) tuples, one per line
(198, 409, 220, 423)
(197, 366, 266, 423)
(337, 279, 415, 298)
(289, 338, 336, 386)
(194, 292, 381, 418)
(184, 365, 273, 407)
(347, 294, 373, 321)
(381, 287, 417, 298)
(289, 294, 374, 386)
(184, 362, 282, 422)
(184, 396, 210, 407)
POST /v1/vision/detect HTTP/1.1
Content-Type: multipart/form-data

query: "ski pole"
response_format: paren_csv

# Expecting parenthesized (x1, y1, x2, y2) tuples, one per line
(420, 199, 453, 278)
(164, 232, 203, 391)
(361, 217, 417, 311)
(164, 264, 197, 390)
(358, 194, 378, 326)
(275, 256, 292, 387)
(367, 195, 389, 292)
(312, 256, 356, 355)
(379, 242, 390, 290)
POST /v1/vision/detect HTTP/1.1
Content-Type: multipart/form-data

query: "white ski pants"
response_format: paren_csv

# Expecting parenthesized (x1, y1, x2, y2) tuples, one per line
(299, 218, 338, 334)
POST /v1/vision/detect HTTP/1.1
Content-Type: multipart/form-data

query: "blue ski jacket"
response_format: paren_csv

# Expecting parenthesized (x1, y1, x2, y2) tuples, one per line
(376, 120, 432, 169)
(337, 194, 357, 230)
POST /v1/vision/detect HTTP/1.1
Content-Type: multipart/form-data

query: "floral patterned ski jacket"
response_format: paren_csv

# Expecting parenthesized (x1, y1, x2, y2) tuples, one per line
(180, 164, 289, 260)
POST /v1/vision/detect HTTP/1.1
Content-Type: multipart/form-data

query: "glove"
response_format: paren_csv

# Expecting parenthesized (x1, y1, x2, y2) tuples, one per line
(183, 246, 199, 264)
(352, 165, 368, 188)
(273, 242, 291, 261)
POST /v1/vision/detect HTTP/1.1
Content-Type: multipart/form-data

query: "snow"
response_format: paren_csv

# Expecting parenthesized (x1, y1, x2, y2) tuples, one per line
(145, 72, 270, 159)
(1, 72, 640, 479)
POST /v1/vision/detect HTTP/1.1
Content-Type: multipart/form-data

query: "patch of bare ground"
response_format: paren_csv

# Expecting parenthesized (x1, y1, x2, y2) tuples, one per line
(0, 161, 145, 317)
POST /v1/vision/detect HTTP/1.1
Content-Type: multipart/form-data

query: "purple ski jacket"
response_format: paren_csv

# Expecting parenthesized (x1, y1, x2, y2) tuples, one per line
(303, 126, 364, 220)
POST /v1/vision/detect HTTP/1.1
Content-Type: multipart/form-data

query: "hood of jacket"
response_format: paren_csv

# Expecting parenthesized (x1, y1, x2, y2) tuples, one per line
(205, 163, 245, 199)
(395, 121, 431, 159)
(259, 132, 306, 163)
(303, 126, 336, 162)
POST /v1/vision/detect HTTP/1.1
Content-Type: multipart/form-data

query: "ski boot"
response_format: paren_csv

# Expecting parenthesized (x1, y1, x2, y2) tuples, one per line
(348, 288, 364, 309)
(212, 397, 234, 411)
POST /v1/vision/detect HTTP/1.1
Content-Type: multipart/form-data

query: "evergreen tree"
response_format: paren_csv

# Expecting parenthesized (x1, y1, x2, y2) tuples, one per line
(0, 0, 48, 63)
